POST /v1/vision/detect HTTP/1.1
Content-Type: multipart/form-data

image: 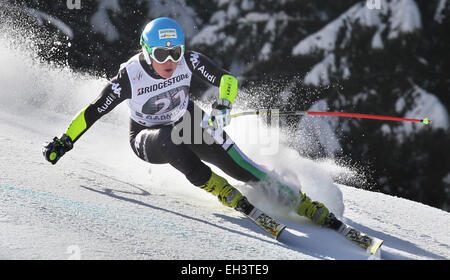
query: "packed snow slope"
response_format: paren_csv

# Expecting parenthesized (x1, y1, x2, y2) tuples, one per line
(1, 102, 449, 260)
(0, 27, 449, 261)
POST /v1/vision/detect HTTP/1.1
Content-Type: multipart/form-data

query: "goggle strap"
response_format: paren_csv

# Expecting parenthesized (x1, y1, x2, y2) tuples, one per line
(140, 36, 153, 55)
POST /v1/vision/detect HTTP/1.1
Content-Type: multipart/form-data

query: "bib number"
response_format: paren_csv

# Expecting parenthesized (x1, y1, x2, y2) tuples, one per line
(142, 86, 188, 115)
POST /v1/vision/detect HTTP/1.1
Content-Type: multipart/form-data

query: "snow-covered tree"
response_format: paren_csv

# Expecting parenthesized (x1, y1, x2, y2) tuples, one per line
(290, 0, 450, 208)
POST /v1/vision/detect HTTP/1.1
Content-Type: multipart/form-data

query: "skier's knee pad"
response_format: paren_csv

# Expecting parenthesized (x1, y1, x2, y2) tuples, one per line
(153, 126, 179, 155)
(131, 129, 168, 164)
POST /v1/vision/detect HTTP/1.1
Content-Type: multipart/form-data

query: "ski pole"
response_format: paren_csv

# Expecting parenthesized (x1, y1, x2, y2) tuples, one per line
(230, 110, 431, 125)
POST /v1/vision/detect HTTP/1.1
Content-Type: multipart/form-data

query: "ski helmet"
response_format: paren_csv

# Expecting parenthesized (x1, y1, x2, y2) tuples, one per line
(140, 17, 185, 49)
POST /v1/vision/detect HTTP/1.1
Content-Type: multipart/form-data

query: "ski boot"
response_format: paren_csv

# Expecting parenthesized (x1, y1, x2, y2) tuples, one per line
(295, 192, 330, 225)
(199, 172, 244, 208)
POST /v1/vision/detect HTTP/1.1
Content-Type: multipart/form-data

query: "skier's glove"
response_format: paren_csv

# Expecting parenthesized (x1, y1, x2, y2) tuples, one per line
(42, 134, 73, 165)
(208, 99, 232, 129)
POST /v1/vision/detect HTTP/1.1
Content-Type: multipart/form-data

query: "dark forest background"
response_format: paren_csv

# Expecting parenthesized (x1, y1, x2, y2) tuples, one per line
(2, 0, 449, 211)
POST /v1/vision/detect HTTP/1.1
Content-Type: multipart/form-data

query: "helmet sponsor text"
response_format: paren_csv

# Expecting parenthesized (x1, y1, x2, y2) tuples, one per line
(159, 29, 177, 39)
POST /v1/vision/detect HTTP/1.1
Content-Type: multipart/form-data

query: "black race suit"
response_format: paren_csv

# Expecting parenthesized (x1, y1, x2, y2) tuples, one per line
(64, 51, 298, 206)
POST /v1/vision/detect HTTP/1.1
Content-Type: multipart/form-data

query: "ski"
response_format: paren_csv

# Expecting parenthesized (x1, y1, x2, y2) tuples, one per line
(338, 224, 384, 255)
(236, 197, 286, 239)
(325, 213, 384, 255)
(247, 207, 286, 239)
(235, 198, 382, 254)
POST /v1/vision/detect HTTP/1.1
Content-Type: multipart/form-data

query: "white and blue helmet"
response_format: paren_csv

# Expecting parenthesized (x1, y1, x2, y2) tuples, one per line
(140, 17, 185, 64)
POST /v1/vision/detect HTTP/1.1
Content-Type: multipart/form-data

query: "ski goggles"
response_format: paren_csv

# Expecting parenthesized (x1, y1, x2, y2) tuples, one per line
(141, 37, 185, 63)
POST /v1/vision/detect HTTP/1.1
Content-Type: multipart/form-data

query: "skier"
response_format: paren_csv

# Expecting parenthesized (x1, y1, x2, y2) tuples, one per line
(43, 17, 333, 230)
